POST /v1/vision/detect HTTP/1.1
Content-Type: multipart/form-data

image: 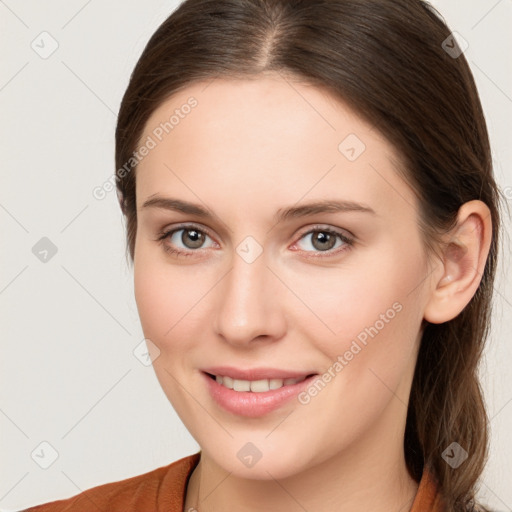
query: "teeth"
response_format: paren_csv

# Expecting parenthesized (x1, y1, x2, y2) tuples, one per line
(223, 376, 234, 389)
(233, 379, 251, 392)
(269, 378, 284, 389)
(214, 375, 307, 392)
(250, 379, 270, 392)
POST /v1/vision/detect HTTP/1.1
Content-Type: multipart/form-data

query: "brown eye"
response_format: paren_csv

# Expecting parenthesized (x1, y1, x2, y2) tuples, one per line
(309, 231, 337, 251)
(293, 226, 354, 257)
(181, 228, 206, 249)
(157, 224, 216, 257)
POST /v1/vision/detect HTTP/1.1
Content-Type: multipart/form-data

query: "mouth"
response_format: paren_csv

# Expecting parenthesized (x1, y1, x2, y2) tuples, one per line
(205, 372, 313, 392)
(201, 368, 318, 418)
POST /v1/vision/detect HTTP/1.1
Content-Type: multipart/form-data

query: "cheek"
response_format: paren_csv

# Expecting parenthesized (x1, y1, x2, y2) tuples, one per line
(293, 248, 424, 342)
(133, 248, 220, 356)
(133, 249, 189, 347)
(290, 242, 427, 398)
(134, 263, 167, 339)
(288, 251, 424, 453)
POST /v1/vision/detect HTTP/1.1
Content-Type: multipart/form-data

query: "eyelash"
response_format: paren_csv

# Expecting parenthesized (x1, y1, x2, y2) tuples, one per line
(155, 223, 355, 259)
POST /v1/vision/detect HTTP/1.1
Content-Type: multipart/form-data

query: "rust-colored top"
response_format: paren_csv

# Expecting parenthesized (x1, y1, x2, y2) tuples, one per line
(23, 452, 444, 511)
(410, 466, 446, 512)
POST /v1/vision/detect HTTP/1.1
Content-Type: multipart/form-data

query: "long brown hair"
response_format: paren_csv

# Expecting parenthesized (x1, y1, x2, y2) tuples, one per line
(115, 1, 503, 509)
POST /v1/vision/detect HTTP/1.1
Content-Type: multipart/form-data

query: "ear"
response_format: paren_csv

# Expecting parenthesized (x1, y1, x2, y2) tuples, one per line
(423, 200, 493, 324)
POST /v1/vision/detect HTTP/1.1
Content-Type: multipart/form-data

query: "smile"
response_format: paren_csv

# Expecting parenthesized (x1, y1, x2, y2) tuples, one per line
(211, 374, 308, 392)
(202, 368, 318, 417)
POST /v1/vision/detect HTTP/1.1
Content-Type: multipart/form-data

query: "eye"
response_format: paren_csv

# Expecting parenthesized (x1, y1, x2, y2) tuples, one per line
(156, 223, 354, 259)
(156, 224, 216, 257)
(292, 226, 354, 257)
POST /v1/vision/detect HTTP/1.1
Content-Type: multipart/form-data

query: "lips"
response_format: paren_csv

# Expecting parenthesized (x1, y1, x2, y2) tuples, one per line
(202, 366, 315, 381)
(201, 366, 318, 417)
(213, 374, 308, 392)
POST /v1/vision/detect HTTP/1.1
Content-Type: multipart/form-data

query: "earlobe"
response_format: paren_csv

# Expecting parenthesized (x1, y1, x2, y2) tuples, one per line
(423, 200, 492, 325)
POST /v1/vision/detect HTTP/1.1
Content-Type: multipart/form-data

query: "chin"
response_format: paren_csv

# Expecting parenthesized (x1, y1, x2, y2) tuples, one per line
(196, 434, 322, 481)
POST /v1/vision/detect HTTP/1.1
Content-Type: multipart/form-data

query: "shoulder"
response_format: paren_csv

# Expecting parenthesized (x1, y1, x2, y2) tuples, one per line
(21, 452, 201, 512)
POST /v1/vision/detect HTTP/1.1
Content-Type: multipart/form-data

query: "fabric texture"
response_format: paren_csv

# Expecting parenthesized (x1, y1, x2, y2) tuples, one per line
(23, 452, 444, 511)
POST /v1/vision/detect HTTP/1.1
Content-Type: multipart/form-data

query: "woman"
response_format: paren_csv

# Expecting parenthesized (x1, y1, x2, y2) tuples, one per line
(24, 0, 503, 510)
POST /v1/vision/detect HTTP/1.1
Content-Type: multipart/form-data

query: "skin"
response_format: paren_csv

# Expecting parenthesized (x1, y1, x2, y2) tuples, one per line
(132, 72, 492, 512)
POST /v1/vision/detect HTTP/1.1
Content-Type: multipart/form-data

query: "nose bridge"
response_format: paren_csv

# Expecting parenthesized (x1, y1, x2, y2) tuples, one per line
(213, 241, 284, 345)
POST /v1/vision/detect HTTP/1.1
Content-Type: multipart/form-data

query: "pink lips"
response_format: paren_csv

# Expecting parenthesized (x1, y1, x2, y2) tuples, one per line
(202, 366, 317, 418)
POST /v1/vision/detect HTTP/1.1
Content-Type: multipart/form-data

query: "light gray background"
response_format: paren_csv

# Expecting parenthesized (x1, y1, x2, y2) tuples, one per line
(1, 1, 511, 510)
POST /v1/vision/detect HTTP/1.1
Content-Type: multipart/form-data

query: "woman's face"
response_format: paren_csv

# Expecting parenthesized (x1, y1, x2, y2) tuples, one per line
(133, 74, 435, 479)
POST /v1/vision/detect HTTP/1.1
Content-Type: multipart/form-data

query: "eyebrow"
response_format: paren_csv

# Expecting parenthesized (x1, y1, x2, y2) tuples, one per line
(141, 196, 376, 223)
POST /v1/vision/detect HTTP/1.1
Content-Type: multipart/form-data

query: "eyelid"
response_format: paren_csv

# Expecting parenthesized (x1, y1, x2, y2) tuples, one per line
(156, 222, 355, 257)
(157, 223, 353, 242)
(289, 224, 355, 256)
(293, 223, 354, 241)
(157, 222, 216, 240)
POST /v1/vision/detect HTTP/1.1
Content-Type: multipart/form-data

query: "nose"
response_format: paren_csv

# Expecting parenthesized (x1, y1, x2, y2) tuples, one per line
(212, 246, 287, 348)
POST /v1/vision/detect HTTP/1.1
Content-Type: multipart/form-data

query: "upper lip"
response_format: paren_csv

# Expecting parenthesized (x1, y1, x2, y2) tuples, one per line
(202, 366, 317, 381)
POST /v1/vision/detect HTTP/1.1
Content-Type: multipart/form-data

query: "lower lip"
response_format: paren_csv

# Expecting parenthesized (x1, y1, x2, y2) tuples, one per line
(202, 372, 317, 418)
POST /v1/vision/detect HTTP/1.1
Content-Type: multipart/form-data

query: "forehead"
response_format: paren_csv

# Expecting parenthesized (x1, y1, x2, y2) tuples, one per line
(141, 74, 377, 145)
(135, 74, 416, 221)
